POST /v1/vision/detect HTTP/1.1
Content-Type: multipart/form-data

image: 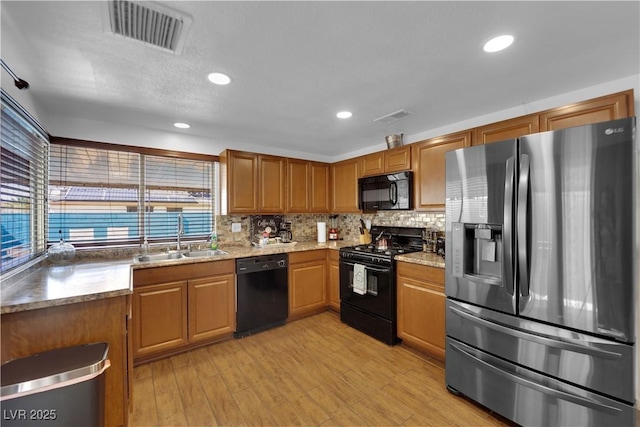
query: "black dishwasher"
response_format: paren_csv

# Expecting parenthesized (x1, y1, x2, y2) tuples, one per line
(235, 253, 288, 338)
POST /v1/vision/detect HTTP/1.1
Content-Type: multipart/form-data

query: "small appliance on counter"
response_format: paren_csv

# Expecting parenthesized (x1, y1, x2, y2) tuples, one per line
(328, 215, 339, 240)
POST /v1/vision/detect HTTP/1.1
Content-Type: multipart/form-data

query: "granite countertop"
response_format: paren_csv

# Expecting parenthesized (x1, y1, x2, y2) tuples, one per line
(130, 240, 355, 269)
(1, 240, 443, 314)
(395, 252, 446, 269)
(0, 240, 356, 314)
(1, 259, 133, 314)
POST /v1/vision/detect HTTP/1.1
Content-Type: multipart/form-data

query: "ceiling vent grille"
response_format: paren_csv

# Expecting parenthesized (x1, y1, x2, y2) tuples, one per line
(373, 109, 411, 125)
(105, 1, 192, 54)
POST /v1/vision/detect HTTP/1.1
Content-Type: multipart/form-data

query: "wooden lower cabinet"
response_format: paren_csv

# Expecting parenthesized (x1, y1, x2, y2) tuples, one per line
(397, 262, 446, 360)
(132, 260, 235, 362)
(289, 250, 327, 318)
(188, 275, 235, 343)
(133, 281, 188, 357)
(327, 249, 340, 312)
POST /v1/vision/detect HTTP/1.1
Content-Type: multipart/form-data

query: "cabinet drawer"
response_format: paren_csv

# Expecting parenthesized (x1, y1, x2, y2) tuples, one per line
(289, 249, 326, 264)
(397, 262, 444, 286)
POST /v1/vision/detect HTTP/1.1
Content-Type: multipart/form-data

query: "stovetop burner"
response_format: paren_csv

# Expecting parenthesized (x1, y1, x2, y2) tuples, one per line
(349, 244, 420, 256)
(341, 225, 425, 261)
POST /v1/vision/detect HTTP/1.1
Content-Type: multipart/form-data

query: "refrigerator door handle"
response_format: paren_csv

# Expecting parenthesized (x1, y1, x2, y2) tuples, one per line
(503, 156, 515, 296)
(449, 304, 622, 360)
(517, 154, 530, 298)
(448, 341, 622, 415)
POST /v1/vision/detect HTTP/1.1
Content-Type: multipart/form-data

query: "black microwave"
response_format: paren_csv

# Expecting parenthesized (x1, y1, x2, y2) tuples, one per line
(358, 171, 413, 211)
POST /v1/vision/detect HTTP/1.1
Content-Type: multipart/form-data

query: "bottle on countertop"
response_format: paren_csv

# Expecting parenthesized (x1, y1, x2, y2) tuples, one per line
(210, 232, 218, 250)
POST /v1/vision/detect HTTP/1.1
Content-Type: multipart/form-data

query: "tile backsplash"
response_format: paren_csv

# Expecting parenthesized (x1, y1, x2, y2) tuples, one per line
(216, 211, 445, 245)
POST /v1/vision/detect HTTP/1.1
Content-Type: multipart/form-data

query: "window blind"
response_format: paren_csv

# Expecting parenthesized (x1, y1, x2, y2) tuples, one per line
(144, 155, 213, 242)
(48, 145, 141, 246)
(48, 143, 215, 248)
(1, 90, 49, 273)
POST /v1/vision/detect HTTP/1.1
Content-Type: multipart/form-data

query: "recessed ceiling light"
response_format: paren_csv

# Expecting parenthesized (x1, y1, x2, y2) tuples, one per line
(483, 35, 514, 53)
(337, 111, 352, 119)
(207, 72, 231, 85)
(174, 122, 190, 129)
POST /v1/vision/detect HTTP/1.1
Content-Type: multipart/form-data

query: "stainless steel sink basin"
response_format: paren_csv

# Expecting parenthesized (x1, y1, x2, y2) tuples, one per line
(183, 249, 228, 257)
(134, 252, 185, 263)
(134, 249, 228, 263)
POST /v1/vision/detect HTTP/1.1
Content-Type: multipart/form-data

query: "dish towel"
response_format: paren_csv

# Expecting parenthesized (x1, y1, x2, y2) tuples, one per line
(353, 263, 367, 295)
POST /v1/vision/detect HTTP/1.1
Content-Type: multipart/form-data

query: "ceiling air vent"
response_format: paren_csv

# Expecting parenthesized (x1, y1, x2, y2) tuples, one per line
(373, 109, 411, 125)
(104, 1, 193, 54)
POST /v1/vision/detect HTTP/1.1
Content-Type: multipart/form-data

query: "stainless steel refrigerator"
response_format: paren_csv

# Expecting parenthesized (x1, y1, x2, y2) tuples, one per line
(445, 117, 637, 426)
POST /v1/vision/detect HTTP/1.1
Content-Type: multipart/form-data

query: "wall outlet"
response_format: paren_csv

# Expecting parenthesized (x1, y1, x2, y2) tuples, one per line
(231, 222, 242, 233)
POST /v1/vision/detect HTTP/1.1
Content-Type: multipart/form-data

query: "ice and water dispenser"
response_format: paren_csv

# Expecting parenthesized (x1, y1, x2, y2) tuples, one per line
(451, 222, 503, 285)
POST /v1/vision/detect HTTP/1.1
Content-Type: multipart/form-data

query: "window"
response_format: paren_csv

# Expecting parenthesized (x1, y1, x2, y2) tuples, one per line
(1, 90, 49, 273)
(48, 141, 216, 249)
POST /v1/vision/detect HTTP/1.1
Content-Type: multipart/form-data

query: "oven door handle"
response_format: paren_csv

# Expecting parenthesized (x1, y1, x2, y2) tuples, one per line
(340, 259, 391, 274)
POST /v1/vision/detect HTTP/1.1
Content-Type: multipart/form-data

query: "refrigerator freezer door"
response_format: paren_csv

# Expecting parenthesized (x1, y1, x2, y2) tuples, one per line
(445, 139, 517, 314)
(518, 118, 636, 342)
(446, 299, 634, 403)
(446, 337, 636, 427)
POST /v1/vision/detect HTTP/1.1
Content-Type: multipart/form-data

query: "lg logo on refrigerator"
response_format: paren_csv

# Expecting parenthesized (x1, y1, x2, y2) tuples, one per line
(604, 127, 625, 135)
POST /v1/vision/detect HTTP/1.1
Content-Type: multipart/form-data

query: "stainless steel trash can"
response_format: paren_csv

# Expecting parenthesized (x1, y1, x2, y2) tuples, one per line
(0, 342, 110, 427)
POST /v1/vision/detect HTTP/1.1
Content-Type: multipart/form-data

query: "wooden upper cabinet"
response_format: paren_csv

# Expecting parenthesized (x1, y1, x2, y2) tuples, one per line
(384, 145, 411, 172)
(539, 90, 634, 132)
(331, 158, 360, 213)
(473, 114, 539, 146)
(286, 158, 310, 212)
(359, 152, 385, 177)
(286, 159, 330, 213)
(413, 131, 471, 211)
(258, 154, 286, 213)
(220, 150, 285, 214)
(359, 146, 412, 177)
(220, 150, 258, 214)
(309, 161, 330, 213)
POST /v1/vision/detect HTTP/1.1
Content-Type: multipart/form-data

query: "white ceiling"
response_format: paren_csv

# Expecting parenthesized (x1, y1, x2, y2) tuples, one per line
(1, 1, 639, 159)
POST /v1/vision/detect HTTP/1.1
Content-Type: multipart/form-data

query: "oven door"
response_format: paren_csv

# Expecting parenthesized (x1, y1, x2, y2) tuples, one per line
(339, 258, 393, 319)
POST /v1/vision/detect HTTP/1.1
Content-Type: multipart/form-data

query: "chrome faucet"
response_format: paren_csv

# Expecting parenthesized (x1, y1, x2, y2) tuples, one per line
(176, 214, 184, 251)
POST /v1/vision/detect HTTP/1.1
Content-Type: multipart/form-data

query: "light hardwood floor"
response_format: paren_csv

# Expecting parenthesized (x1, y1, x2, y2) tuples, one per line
(131, 311, 513, 426)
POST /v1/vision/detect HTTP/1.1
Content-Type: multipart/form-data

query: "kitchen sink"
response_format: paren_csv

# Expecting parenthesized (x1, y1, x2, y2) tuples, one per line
(133, 249, 228, 263)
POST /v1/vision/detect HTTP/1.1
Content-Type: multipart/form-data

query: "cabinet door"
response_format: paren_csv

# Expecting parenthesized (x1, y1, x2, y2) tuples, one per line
(289, 260, 327, 317)
(331, 159, 360, 213)
(309, 162, 330, 213)
(384, 146, 411, 172)
(397, 263, 445, 360)
(473, 114, 539, 145)
(226, 151, 258, 213)
(359, 152, 385, 177)
(133, 281, 188, 358)
(258, 155, 286, 213)
(540, 90, 634, 132)
(327, 251, 340, 312)
(413, 131, 471, 211)
(287, 158, 310, 212)
(188, 274, 235, 343)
